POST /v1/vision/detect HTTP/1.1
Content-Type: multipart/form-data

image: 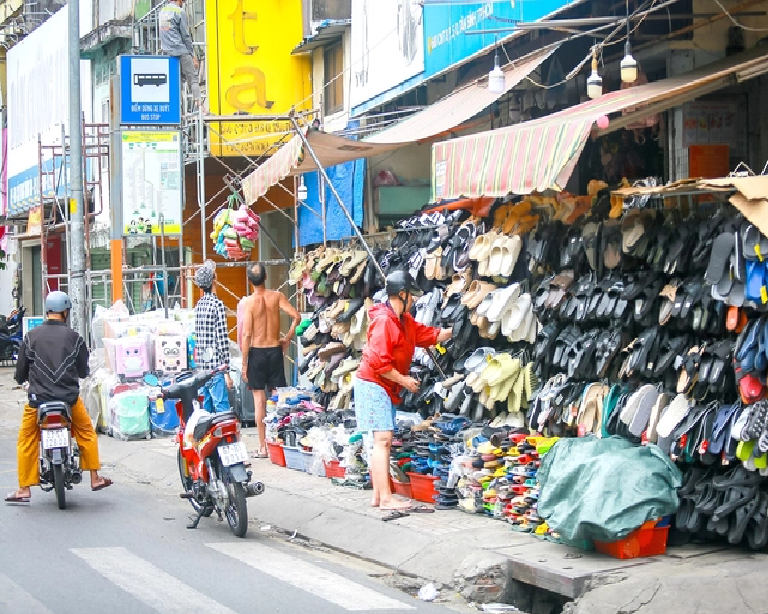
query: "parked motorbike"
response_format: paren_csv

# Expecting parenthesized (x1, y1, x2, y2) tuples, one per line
(160, 367, 263, 538)
(37, 401, 82, 510)
(0, 306, 24, 365)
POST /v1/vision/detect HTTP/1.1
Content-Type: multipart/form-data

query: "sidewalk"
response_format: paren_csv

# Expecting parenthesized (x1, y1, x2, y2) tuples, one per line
(96, 432, 768, 614)
(1, 368, 766, 613)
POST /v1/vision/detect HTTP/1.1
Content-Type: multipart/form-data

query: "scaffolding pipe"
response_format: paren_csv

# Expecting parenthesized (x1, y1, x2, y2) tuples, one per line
(197, 105, 207, 260)
(290, 117, 384, 281)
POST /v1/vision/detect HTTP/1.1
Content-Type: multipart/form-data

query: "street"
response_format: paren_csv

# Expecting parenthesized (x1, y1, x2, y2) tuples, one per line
(0, 431, 466, 614)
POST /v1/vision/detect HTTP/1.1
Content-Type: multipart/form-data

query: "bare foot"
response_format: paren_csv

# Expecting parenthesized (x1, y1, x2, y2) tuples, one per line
(379, 498, 412, 511)
(371, 498, 380, 508)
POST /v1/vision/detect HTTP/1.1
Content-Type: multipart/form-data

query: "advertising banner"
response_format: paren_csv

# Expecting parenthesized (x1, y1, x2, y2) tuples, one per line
(352, 0, 572, 115)
(205, 0, 311, 157)
(6, 5, 92, 215)
(350, 0, 425, 109)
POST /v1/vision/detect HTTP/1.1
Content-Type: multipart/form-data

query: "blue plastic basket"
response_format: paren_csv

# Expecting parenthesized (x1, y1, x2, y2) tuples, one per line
(283, 445, 305, 471)
(301, 449, 325, 476)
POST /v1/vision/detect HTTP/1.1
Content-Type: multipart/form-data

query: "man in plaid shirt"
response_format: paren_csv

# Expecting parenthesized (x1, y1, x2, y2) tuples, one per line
(194, 260, 233, 412)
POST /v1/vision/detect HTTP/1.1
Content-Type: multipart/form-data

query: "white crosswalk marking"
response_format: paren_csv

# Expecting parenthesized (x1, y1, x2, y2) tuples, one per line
(0, 573, 55, 614)
(207, 542, 416, 611)
(70, 547, 238, 614)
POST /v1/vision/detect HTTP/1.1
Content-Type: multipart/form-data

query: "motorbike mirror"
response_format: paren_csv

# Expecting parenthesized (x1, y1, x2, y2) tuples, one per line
(143, 373, 159, 386)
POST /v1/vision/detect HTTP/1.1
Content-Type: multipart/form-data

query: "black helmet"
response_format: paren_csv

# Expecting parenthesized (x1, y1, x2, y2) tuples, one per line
(385, 270, 422, 297)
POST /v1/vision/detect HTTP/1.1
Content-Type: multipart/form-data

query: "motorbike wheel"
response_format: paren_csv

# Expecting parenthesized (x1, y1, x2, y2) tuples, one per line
(177, 449, 212, 517)
(220, 461, 248, 538)
(53, 464, 66, 510)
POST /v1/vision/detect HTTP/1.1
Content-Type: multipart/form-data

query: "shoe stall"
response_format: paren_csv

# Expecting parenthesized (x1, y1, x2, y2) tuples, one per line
(262, 170, 768, 558)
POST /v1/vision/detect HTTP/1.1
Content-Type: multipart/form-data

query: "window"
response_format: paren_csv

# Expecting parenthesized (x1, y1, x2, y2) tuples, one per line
(324, 42, 344, 115)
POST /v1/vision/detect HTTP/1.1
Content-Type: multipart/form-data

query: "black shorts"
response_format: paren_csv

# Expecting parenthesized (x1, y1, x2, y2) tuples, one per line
(247, 347, 287, 391)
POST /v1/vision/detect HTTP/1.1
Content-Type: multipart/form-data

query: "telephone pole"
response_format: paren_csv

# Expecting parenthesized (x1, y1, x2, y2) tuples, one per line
(69, 0, 86, 337)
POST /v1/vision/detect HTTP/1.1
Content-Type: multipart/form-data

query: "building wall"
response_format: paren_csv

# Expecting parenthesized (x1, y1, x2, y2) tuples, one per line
(312, 29, 353, 132)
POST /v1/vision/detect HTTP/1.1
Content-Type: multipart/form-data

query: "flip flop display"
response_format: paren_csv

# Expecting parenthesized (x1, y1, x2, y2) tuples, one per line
(248, 182, 768, 555)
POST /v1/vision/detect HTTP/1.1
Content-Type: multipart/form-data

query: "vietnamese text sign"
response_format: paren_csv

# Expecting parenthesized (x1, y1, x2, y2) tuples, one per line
(121, 131, 182, 235)
(120, 55, 181, 125)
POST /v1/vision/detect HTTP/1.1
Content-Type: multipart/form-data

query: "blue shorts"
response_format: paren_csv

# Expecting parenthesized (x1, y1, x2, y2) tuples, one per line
(199, 372, 231, 413)
(354, 378, 396, 432)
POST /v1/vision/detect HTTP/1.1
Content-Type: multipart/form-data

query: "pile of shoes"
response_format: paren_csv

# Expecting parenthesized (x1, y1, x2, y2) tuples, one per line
(433, 348, 537, 424)
(676, 466, 767, 549)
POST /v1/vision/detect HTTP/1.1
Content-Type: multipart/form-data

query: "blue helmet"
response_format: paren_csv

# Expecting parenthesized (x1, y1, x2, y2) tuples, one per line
(45, 291, 72, 314)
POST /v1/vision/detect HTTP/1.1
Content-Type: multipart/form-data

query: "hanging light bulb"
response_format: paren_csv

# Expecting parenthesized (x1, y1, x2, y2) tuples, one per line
(621, 1, 637, 84)
(488, 48, 505, 94)
(298, 175, 308, 201)
(586, 50, 603, 99)
(621, 41, 638, 83)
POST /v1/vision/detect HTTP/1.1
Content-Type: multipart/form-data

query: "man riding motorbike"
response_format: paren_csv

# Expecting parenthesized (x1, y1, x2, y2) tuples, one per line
(5, 291, 112, 503)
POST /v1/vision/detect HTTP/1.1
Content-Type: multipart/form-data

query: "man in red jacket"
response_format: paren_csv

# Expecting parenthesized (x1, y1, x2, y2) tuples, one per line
(355, 270, 452, 511)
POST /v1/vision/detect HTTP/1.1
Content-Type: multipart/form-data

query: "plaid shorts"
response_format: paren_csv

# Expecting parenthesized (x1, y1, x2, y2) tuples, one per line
(353, 377, 396, 432)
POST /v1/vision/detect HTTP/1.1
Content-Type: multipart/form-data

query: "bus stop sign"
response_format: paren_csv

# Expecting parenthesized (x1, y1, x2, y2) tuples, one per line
(119, 55, 181, 125)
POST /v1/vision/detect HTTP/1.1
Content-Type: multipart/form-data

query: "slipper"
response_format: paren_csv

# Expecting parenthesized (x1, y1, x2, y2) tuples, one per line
(408, 505, 435, 513)
(253, 452, 269, 459)
(705, 232, 735, 284)
(91, 478, 113, 492)
(4, 493, 30, 503)
(382, 510, 410, 521)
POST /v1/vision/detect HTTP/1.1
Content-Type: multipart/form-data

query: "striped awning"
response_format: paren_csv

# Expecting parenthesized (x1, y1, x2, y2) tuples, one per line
(365, 46, 558, 145)
(432, 45, 768, 200)
(241, 130, 400, 205)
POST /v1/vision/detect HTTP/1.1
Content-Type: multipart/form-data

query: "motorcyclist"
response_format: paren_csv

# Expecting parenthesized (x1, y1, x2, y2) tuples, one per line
(5, 291, 112, 503)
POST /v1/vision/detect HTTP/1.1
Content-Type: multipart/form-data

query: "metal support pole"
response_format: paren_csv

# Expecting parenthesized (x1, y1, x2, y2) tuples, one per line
(160, 213, 169, 318)
(197, 105, 206, 260)
(290, 118, 385, 281)
(320, 172, 327, 246)
(68, 0, 86, 336)
(293, 176, 299, 253)
(108, 75, 124, 304)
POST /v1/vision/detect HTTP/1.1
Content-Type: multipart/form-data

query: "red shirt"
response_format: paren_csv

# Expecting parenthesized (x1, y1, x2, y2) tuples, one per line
(356, 303, 439, 404)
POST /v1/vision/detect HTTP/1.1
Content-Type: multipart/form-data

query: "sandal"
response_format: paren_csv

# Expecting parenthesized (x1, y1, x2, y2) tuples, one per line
(92, 477, 113, 492)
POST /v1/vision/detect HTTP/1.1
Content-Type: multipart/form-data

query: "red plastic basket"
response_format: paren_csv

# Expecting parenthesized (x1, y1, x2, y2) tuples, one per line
(390, 477, 412, 499)
(594, 523, 669, 559)
(406, 472, 439, 503)
(267, 441, 286, 467)
(323, 460, 346, 479)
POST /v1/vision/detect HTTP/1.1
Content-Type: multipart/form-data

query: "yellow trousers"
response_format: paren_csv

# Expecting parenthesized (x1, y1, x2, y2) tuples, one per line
(17, 398, 100, 488)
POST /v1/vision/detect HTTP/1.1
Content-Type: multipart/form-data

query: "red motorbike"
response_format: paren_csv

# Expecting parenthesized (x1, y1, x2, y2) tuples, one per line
(160, 367, 263, 538)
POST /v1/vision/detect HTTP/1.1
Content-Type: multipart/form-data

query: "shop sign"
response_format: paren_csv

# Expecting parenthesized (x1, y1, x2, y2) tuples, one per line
(22, 316, 44, 337)
(6, 5, 92, 215)
(423, 0, 570, 79)
(350, 0, 425, 109)
(205, 0, 311, 157)
(27, 205, 42, 235)
(120, 131, 182, 236)
(119, 55, 182, 126)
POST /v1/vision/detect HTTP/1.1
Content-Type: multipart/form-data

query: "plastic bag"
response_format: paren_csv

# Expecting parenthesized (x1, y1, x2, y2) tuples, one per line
(537, 437, 683, 544)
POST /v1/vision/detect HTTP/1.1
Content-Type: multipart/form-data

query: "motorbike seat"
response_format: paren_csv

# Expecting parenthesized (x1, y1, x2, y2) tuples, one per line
(193, 411, 239, 441)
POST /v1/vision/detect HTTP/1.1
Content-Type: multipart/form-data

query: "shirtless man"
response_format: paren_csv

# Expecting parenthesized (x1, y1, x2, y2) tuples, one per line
(241, 263, 301, 457)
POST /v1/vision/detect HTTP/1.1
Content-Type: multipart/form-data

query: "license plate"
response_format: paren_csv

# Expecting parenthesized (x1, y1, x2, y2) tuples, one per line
(219, 442, 248, 467)
(42, 428, 69, 450)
